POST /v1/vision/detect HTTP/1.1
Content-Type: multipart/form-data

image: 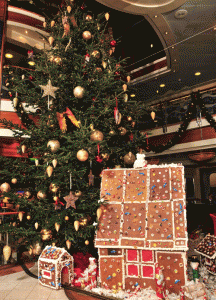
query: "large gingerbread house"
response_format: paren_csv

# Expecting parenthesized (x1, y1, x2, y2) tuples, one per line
(38, 245, 74, 289)
(95, 164, 188, 294)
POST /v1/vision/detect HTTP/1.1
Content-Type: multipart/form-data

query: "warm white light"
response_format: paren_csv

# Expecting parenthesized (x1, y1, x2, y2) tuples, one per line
(130, 93, 135, 98)
(160, 84, 165, 88)
(25, 30, 28, 34)
(5, 53, 13, 58)
(195, 72, 201, 76)
(28, 61, 35, 66)
(150, 44, 153, 48)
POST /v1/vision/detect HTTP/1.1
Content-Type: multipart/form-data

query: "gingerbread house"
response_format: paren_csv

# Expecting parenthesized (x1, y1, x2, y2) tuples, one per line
(38, 245, 74, 289)
(95, 164, 188, 294)
(195, 234, 216, 275)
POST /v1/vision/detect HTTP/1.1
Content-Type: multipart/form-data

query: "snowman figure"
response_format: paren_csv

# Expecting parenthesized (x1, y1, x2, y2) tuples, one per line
(133, 153, 147, 168)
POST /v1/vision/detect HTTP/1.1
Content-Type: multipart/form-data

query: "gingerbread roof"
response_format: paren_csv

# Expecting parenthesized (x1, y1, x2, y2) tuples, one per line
(195, 235, 216, 259)
(95, 164, 188, 251)
(39, 245, 72, 261)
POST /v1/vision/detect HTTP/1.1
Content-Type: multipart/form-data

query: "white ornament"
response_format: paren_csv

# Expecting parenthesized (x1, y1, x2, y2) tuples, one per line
(39, 80, 59, 98)
(133, 153, 147, 168)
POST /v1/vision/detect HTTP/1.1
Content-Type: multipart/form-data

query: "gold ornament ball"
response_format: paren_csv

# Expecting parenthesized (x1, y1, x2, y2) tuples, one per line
(73, 86, 85, 99)
(37, 191, 46, 200)
(32, 242, 42, 255)
(27, 215, 31, 220)
(24, 191, 31, 199)
(82, 30, 92, 40)
(49, 183, 59, 193)
(47, 140, 60, 153)
(85, 14, 92, 21)
(75, 190, 82, 197)
(11, 178, 17, 184)
(77, 149, 89, 161)
(91, 50, 100, 59)
(119, 127, 127, 136)
(53, 196, 58, 202)
(109, 130, 115, 136)
(124, 152, 136, 165)
(85, 240, 89, 245)
(127, 116, 132, 122)
(0, 182, 11, 193)
(90, 130, 104, 142)
(40, 229, 52, 241)
(65, 216, 69, 221)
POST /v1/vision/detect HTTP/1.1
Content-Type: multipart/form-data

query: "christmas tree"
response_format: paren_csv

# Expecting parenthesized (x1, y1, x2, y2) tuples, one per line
(0, 0, 148, 256)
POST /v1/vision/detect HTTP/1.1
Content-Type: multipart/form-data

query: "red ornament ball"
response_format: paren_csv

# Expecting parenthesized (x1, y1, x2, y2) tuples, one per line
(110, 40, 117, 47)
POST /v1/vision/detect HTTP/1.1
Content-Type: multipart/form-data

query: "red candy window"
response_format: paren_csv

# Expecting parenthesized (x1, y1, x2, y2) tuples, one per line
(142, 250, 153, 262)
(42, 270, 51, 279)
(127, 250, 138, 262)
(128, 264, 139, 276)
(142, 265, 154, 278)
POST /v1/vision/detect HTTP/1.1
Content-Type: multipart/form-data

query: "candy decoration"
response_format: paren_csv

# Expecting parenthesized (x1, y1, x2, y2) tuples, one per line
(77, 149, 88, 161)
(82, 31, 91, 40)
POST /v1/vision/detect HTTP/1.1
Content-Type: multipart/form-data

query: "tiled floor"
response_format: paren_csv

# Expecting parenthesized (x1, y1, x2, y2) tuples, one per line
(0, 264, 69, 300)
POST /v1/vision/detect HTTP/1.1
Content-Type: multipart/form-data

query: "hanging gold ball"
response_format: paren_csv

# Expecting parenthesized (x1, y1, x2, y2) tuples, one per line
(40, 229, 52, 241)
(77, 149, 89, 161)
(102, 153, 110, 161)
(85, 240, 89, 245)
(24, 191, 31, 199)
(37, 191, 47, 200)
(47, 140, 60, 153)
(124, 152, 136, 165)
(80, 218, 87, 226)
(0, 182, 11, 193)
(65, 216, 69, 221)
(109, 130, 115, 135)
(11, 178, 17, 184)
(75, 190, 82, 197)
(32, 242, 42, 255)
(49, 183, 59, 193)
(119, 127, 127, 136)
(127, 116, 132, 122)
(91, 50, 100, 59)
(85, 14, 92, 21)
(82, 30, 92, 40)
(27, 215, 31, 220)
(90, 130, 104, 141)
(73, 86, 85, 98)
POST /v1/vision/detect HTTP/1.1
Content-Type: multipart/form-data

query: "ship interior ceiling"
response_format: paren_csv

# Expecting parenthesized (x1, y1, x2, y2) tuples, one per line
(1, 0, 216, 231)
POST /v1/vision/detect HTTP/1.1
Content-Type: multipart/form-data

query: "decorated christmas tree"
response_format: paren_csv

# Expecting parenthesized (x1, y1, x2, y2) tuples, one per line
(0, 0, 148, 256)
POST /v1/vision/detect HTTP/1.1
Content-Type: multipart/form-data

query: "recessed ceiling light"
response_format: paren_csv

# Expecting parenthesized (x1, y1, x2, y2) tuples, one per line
(5, 53, 13, 58)
(195, 72, 201, 76)
(28, 61, 35, 66)
(160, 84, 165, 88)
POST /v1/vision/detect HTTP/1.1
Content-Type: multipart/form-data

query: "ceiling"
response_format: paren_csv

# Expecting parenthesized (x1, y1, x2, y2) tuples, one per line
(3, 0, 216, 106)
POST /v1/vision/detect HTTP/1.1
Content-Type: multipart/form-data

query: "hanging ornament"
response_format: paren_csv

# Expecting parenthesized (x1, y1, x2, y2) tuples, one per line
(75, 190, 82, 197)
(151, 111, 156, 120)
(57, 107, 80, 132)
(67, 5, 72, 13)
(123, 84, 127, 92)
(85, 240, 89, 245)
(52, 159, 58, 168)
(77, 149, 88, 161)
(39, 79, 59, 99)
(35, 222, 39, 229)
(63, 191, 78, 209)
(32, 242, 42, 255)
(24, 190, 31, 199)
(85, 14, 92, 21)
(40, 229, 52, 241)
(82, 30, 92, 40)
(50, 20, 55, 27)
(49, 183, 59, 193)
(80, 218, 87, 226)
(91, 50, 100, 59)
(74, 220, 80, 231)
(124, 152, 136, 165)
(66, 240, 71, 249)
(62, 16, 70, 38)
(11, 178, 17, 184)
(55, 223, 60, 232)
(73, 86, 85, 98)
(3, 245, 11, 262)
(102, 61, 107, 69)
(127, 76, 131, 83)
(101, 153, 109, 161)
(48, 36, 54, 46)
(43, 21, 47, 28)
(46, 165, 53, 177)
(18, 211, 24, 222)
(105, 12, 110, 21)
(21, 144, 27, 154)
(47, 140, 60, 153)
(0, 182, 11, 193)
(37, 191, 47, 200)
(127, 116, 132, 121)
(90, 130, 104, 141)
(119, 127, 127, 135)
(114, 100, 121, 125)
(27, 215, 31, 220)
(35, 159, 39, 166)
(13, 97, 18, 108)
(97, 208, 102, 220)
(65, 216, 69, 221)
(109, 130, 115, 135)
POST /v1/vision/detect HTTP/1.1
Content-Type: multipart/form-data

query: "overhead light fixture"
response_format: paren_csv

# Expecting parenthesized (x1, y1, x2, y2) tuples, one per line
(195, 72, 201, 76)
(160, 84, 165, 88)
(5, 53, 13, 59)
(28, 61, 35, 66)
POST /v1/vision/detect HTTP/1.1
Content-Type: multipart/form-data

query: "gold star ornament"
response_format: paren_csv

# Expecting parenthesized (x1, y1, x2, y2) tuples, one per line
(39, 79, 59, 98)
(63, 191, 78, 209)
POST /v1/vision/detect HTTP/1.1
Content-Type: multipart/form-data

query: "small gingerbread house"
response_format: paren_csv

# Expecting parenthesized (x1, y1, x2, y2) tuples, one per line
(38, 245, 74, 289)
(95, 164, 188, 294)
(195, 234, 216, 275)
